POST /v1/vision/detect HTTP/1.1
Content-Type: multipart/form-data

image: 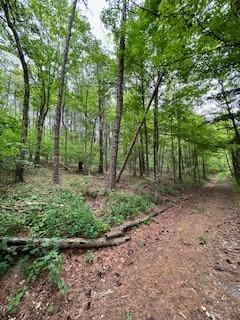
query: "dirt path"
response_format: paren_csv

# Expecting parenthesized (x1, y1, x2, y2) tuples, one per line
(1, 179, 240, 320)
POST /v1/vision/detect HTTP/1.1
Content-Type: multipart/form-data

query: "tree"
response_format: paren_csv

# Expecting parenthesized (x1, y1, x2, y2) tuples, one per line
(108, 0, 127, 189)
(52, 0, 78, 184)
(1, 0, 30, 182)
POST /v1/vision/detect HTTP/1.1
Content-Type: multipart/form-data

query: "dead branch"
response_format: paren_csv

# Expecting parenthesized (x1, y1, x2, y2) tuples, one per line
(0, 235, 130, 250)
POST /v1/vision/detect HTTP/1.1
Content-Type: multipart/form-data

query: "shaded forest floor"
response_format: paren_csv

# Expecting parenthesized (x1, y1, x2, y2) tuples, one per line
(0, 170, 239, 320)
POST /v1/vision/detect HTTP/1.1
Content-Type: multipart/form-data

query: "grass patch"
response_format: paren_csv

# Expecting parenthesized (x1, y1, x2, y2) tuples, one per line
(84, 250, 95, 264)
(198, 234, 208, 245)
(7, 287, 27, 314)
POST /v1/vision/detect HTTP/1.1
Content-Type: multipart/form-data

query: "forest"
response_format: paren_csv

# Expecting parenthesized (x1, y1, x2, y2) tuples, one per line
(0, 0, 239, 319)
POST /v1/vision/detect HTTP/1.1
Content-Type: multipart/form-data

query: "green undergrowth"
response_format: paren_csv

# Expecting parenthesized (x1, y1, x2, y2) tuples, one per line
(2, 243, 66, 314)
(0, 186, 107, 238)
(137, 177, 203, 202)
(103, 192, 153, 226)
(68, 175, 108, 198)
(0, 185, 109, 312)
(0, 184, 153, 313)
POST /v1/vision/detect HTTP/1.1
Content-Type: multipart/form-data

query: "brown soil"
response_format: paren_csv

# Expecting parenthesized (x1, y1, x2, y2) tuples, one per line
(0, 178, 239, 320)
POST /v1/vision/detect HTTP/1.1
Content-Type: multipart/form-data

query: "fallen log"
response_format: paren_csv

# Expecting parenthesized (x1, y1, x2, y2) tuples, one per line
(105, 195, 190, 239)
(0, 195, 190, 250)
(0, 235, 130, 250)
(105, 205, 171, 239)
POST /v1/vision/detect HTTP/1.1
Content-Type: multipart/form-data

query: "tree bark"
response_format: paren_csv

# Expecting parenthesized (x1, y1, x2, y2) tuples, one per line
(52, 0, 77, 184)
(1, 0, 30, 182)
(108, 0, 127, 190)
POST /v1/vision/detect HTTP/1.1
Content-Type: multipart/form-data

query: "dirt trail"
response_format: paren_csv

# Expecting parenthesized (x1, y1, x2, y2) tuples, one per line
(1, 179, 240, 320)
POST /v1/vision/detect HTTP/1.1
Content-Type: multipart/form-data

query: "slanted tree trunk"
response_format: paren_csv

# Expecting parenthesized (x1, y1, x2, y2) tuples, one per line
(108, 0, 127, 190)
(1, 0, 30, 182)
(52, 0, 77, 184)
(116, 71, 164, 183)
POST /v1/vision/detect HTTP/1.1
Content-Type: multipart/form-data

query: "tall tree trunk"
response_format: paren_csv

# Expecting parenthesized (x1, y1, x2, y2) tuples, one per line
(143, 121, 148, 175)
(62, 105, 68, 166)
(98, 80, 104, 174)
(34, 112, 44, 165)
(108, 0, 127, 190)
(219, 82, 240, 183)
(232, 148, 240, 184)
(202, 153, 207, 180)
(104, 122, 108, 172)
(52, 0, 77, 184)
(133, 147, 137, 176)
(160, 144, 165, 176)
(1, 0, 30, 182)
(138, 143, 143, 177)
(141, 74, 149, 175)
(225, 152, 233, 177)
(170, 119, 176, 183)
(84, 86, 89, 160)
(34, 88, 50, 165)
(178, 136, 182, 182)
(153, 86, 159, 180)
(139, 130, 145, 174)
(88, 119, 97, 168)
